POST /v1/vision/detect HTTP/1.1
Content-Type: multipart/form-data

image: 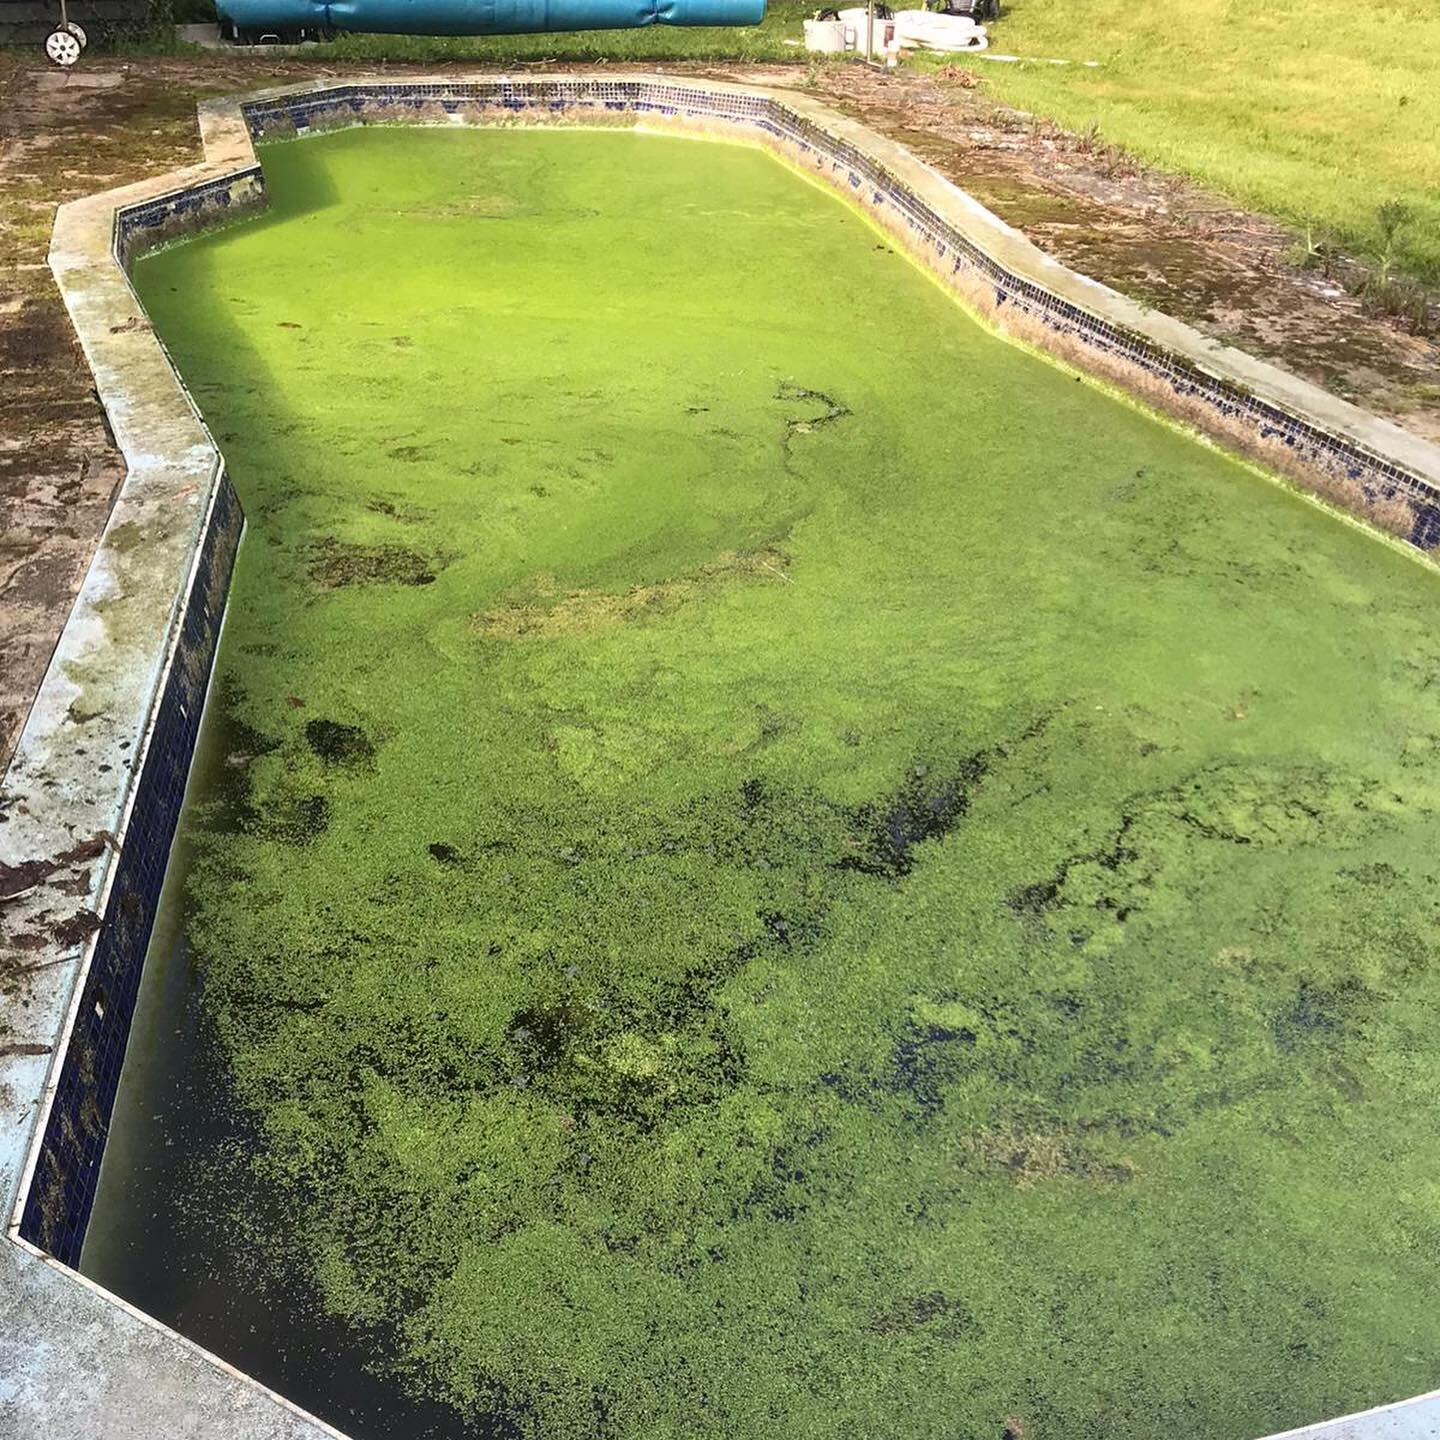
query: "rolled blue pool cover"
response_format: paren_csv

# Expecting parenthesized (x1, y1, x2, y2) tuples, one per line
(220, 0, 765, 34)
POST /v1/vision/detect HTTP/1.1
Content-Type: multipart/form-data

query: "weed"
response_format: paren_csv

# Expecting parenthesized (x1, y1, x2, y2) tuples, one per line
(1288, 219, 1336, 277)
(1355, 273, 1434, 337)
(1373, 200, 1413, 288)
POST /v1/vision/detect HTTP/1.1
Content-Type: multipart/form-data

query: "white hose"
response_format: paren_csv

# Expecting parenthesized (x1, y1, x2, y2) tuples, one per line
(890, 10, 990, 52)
(830, 7, 989, 56)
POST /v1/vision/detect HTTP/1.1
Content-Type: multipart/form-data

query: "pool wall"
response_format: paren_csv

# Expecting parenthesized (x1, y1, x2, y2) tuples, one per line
(13, 475, 242, 1267)
(4, 73, 1440, 1440)
(1, 126, 333, 1440)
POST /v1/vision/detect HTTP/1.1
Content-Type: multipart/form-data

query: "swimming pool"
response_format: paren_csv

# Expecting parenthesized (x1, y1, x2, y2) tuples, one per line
(7, 69, 1440, 1439)
(67, 120, 1440, 1440)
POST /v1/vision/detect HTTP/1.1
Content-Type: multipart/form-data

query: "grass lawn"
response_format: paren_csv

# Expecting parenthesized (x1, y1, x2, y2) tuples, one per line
(966, 0, 1440, 283)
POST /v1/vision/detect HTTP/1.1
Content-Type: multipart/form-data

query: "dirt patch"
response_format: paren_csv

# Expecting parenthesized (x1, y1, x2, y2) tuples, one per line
(51, 907, 102, 948)
(306, 536, 441, 588)
(0, 856, 58, 901)
(0, 832, 109, 902)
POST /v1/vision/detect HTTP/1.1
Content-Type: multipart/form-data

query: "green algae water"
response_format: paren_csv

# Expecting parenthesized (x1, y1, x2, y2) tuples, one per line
(85, 125, 1440, 1440)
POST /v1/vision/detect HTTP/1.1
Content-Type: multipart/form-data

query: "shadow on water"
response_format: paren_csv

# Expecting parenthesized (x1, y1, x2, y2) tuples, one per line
(78, 158, 513, 1438)
(79, 691, 479, 1440)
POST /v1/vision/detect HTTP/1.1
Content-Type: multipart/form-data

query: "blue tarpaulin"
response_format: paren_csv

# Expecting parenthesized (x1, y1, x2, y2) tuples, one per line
(219, 0, 764, 36)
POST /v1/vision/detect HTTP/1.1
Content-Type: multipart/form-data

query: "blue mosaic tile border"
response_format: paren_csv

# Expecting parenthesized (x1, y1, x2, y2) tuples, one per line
(18, 472, 243, 1267)
(114, 166, 266, 269)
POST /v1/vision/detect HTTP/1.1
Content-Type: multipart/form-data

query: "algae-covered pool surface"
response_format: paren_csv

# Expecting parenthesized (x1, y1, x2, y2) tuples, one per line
(85, 125, 1440, 1440)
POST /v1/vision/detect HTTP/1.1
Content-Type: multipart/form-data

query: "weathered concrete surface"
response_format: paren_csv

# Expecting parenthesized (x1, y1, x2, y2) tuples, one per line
(1262, 1395, 1440, 1440)
(1, 169, 225, 1228)
(0, 1251, 344, 1439)
(0, 85, 335, 1440)
(0, 58, 311, 778)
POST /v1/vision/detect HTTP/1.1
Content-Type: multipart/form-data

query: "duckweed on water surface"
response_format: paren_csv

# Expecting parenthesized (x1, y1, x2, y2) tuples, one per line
(117, 127, 1440, 1438)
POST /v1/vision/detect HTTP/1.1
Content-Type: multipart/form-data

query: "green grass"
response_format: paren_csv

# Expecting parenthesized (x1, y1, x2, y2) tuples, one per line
(964, 0, 1440, 283)
(107, 126, 1440, 1440)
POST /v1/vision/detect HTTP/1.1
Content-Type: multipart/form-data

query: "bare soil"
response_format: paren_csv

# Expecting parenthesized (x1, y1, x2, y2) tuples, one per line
(1, 52, 1435, 773)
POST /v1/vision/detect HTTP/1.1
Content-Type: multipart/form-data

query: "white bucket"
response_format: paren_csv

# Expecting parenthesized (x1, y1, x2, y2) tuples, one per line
(802, 17, 848, 51)
(836, 7, 896, 56)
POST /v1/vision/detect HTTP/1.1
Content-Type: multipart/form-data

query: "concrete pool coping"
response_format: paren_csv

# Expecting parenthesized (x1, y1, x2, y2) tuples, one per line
(2, 72, 1439, 1440)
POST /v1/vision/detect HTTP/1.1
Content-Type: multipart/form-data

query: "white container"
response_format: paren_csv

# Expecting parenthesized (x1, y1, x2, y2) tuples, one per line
(802, 17, 848, 51)
(836, 7, 896, 56)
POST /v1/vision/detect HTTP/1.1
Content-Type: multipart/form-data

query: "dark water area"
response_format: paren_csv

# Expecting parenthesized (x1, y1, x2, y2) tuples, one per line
(80, 703, 476, 1440)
